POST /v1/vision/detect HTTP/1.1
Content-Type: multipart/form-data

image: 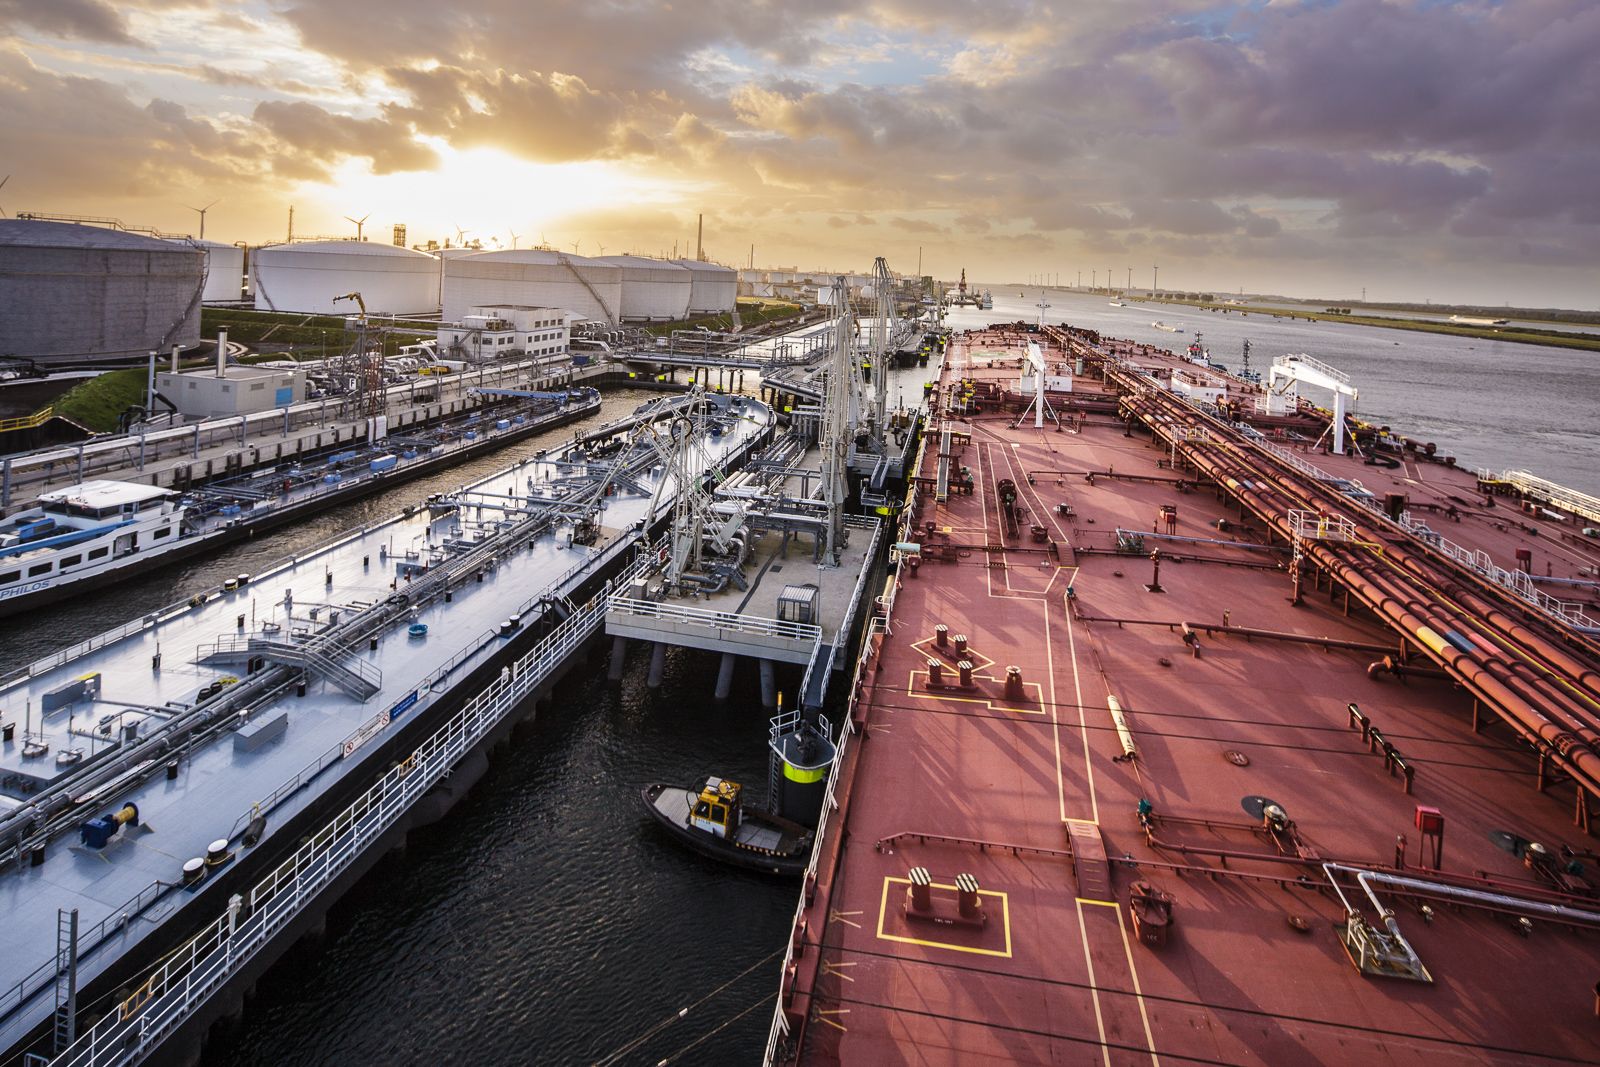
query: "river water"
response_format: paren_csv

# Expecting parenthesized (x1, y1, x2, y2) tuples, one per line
(4, 305, 1595, 1065)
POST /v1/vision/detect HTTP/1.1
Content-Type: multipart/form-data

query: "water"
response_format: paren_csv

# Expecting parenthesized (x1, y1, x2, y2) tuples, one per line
(970, 290, 1600, 496)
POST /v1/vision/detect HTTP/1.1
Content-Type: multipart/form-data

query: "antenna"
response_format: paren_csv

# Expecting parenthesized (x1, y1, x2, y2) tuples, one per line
(344, 213, 371, 241)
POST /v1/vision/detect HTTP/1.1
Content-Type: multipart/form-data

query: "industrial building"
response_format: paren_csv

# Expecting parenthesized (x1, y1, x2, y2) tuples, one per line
(596, 255, 692, 321)
(435, 305, 572, 362)
(250, 240, 440, 315)
(441, 249, 622, 326)
(673, 259, 738, 314)
(0, 219, 203, 364)
(155, 360, 305, 419)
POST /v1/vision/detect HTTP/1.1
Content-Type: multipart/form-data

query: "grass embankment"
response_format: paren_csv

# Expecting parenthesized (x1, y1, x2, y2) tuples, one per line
(51, 368, 150, 431)
(1141, 298, 1600, 352)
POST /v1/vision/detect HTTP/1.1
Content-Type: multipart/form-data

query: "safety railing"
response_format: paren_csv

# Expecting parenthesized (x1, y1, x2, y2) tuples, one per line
(1247, 435, 1597, 633)
(0, 406, 54, 434)
(603, 595, 823, 644)
(52, 552, 649, 1067)
(762, 612, 888, 1065)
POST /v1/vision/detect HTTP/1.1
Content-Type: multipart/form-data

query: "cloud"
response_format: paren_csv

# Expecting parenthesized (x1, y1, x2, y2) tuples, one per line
(0, 0, 134, 44)
(252, 100, 437, 178)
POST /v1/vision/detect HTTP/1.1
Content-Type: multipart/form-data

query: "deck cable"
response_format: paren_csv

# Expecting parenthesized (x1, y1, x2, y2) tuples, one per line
(590, 947, 781, 1067)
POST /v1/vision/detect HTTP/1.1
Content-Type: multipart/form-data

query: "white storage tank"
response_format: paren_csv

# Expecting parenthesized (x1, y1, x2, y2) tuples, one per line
(673, 259, 738, 315)
(598, 255, 692, 322)
(442, 249, 621, 325)
(184, 239, 245, 302)
(0, 219, 203, 364)
(250, 240, 440, 315)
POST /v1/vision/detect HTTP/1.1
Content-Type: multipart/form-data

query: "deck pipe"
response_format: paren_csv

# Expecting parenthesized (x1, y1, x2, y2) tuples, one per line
(1119, 388, 1600, 795)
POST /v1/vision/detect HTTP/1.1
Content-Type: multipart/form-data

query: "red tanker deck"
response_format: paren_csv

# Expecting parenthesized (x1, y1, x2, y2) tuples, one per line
(768, 324, 1600, 1065)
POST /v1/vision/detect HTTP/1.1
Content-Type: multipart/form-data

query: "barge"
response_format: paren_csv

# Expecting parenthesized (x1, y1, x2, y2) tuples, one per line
(0, 389, 773, 1065)
(0, 389, 601, 617)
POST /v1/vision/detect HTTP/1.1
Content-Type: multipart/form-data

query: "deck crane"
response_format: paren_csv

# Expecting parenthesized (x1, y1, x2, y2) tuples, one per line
(1013, 340, 1061, 430)
(331, 291, 367, 322)
(1268, 353, 1358, 455)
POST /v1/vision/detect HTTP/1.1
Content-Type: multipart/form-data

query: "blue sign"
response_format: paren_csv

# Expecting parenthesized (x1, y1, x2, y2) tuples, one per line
(275, 386, 294, 406)
(388, 690, 419, 722)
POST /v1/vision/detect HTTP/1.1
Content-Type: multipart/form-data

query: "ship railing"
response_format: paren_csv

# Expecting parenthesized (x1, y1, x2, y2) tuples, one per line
(763, 611, 889, 1066)
(603, 595, 824, 644)
(1250, 439, 1599, 634)
(0, 879, 173, 1032)
(1480, 468, 1600, 526)
(51, 551, 654, 1067)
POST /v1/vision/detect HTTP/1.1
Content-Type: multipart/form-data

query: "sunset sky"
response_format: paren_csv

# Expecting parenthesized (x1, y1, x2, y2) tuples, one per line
(2, 0, 1596, 306)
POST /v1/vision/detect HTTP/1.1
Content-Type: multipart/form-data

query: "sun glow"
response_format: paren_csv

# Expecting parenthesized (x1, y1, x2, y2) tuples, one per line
(300, 142, 688, 245)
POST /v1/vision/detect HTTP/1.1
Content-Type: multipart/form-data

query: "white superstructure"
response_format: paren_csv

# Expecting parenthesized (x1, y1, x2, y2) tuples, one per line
(0, 483, 187, 604)
(178, 239, 246, 302)
(251, 240, 441, 315)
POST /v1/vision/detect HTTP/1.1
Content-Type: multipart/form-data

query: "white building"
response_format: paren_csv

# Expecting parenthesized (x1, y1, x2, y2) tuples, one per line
(156, 364, 306, 419)
(435, 305, 573, 363)
(250, 240, 441, 315)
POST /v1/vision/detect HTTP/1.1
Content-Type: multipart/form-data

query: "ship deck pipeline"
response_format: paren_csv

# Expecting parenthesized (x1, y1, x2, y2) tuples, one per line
(0, 391, 776, 1066)
(1079, 338, 1600, 813)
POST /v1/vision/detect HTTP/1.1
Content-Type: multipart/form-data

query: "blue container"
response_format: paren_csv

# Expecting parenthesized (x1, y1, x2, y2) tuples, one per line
(369, 455, 399, 473)
(464, 431, 477, 441)
(323, 472, 342, 485)
(495, 419, 511, 431)
(408, 623, 428, 638)
(327, 451, 357, 465)
(401, 449, 418, 460)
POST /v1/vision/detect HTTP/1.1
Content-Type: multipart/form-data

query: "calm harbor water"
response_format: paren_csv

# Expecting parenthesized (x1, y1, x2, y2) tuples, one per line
(2, 306, 1595, 1065)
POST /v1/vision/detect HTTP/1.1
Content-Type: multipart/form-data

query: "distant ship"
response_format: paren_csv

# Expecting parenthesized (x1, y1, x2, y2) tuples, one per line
(1151, 320, 1182, 332)
(1450, 315, 1511, 327)
(1109, 300, 1126, 307)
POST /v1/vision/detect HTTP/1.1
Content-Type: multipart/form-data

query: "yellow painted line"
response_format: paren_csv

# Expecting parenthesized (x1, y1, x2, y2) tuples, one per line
(830, 909, 863, 930)
(1076, 897, 1119, 908)
(822, 961, 857, 982)
(816, 1009, 850, 1032)
(1114, 902, 1163, 1065)
(875, 877, 1013, 958)
(903, 671, 1048, 715)
(1065, 591, 1101, 824)
(1075, 898, 1113, 1067)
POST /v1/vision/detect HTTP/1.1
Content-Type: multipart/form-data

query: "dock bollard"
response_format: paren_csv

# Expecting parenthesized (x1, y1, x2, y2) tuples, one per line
(927, 659, 943, 686)
(958, 660, 974, 687)
(908, 867, 932, 913)
(1004, 666, 1024, 701)
(953, 633, 969, 656)
(935, 624, 948, 649)
(957, 873, 982, 919)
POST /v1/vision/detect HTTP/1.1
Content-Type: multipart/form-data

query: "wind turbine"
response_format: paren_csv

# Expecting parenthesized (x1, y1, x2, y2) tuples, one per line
(571, 239, 581, 253)
(538, 231, 549, 249)
(454, 224, 470, 246)
(508, 229, 521, 249)
(596, 242, 606, 256)
(0, 175, 9, 219)
(344, 213, 371, 241)
(186, 199, 219, 240)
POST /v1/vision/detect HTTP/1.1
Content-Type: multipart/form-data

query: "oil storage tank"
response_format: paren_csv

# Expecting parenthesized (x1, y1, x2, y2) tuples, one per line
(0, 219, 203, 364)
(673, 259, 738, 315)
(180, 239, 246, 302)
(442, 249, 621, 326)
(598, 255, 691, 322)
(250, 240, 440, 315)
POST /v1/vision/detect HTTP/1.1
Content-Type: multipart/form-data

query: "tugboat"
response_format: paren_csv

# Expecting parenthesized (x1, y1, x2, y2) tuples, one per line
(640, 775, 814, 876)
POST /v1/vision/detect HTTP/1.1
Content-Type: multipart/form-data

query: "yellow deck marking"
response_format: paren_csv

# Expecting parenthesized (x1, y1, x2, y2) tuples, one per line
(830, 909, 864, 929)
(1064, 589, 1100, 824)
(903, 669, 1047, 715)
(1075, 897, 1114, 1067)
(909, 638, 995, 674)
(1114, 902, 1163, 1065)
(875, 877, 1013, 958)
